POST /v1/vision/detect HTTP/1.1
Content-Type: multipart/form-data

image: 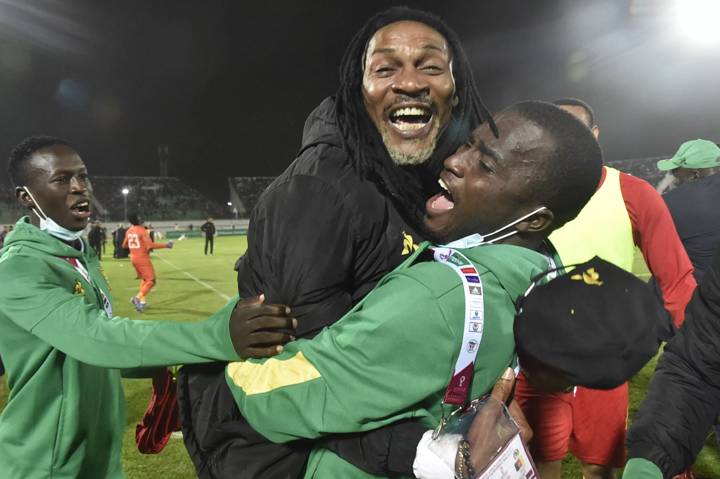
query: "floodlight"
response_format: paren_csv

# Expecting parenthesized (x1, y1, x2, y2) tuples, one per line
(673, 0, 720, 45)
(121, 188, 130, 221)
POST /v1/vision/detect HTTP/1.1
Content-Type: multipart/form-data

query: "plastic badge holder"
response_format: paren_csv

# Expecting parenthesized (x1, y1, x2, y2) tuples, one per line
(429, 396, 538, 479)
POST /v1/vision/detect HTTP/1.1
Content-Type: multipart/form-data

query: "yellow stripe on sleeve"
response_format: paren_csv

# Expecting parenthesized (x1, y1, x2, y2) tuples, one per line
(227, 351, 321, 395)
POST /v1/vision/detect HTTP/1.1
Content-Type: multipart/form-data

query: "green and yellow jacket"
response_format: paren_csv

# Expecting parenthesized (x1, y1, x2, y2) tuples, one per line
(225, 242, 548, 478)
(0, 217, 240, 479)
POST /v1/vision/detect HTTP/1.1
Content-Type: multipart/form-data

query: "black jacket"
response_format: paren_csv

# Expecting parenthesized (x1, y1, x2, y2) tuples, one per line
(663, 173, 720, 282)
(626, 247, 720, 478)
(88, 226, 103, 246)
(201, 221, 216, 238)
(179, 97, 428, 478)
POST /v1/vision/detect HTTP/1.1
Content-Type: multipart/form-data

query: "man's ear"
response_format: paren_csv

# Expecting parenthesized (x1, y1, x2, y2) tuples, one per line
(516, 207, 554, 234)
(591, 125, 600, 140)
(15, 186, 34, 209)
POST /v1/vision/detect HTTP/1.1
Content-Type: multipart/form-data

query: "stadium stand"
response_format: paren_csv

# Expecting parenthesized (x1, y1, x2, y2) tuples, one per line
(228, 176, 275, 217)
(90, 176, 225, 221)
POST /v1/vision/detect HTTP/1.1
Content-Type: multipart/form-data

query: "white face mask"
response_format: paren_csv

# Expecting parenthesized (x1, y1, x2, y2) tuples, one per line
(443, 206, 548, 249)
(23, 186, 85, 243)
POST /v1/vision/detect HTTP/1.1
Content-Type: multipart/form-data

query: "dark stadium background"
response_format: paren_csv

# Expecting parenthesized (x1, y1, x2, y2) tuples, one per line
(0, 0, 718, 203)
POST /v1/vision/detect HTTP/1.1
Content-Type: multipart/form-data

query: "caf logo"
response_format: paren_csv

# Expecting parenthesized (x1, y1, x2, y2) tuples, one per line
(467, 339, 478, 353)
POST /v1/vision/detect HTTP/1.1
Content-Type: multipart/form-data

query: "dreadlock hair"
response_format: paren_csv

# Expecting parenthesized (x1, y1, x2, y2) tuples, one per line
(8, 135, 71, 187)
(553, 98, 596, 128)
(335, 6, 496, 228)
(503, 101, 602, 230)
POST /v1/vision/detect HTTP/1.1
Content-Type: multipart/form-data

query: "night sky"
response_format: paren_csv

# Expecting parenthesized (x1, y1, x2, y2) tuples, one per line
(0, 0, 718, 201)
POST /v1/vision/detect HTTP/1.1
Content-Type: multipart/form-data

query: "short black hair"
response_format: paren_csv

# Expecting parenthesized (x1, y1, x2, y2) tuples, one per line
(553, 98, 596, 128)
(128, 212, 142, 226)
(504, 101, 603, 229)
(8, 136, 71, 187)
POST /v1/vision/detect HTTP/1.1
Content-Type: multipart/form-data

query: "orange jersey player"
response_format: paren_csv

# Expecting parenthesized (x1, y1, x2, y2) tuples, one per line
(122, 212, 173, 311)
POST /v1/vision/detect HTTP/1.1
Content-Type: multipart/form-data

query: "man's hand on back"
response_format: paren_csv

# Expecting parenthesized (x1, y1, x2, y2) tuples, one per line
(229, 294, 297, 358)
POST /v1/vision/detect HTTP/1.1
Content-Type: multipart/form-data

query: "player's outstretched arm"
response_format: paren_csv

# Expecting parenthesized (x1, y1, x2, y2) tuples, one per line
(143, 227, 171, 250)
(0, 256, 296, 369)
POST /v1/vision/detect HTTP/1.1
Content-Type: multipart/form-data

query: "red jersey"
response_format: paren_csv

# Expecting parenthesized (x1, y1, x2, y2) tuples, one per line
(615, 170, 696, 326)
(122, 225, 168, 259)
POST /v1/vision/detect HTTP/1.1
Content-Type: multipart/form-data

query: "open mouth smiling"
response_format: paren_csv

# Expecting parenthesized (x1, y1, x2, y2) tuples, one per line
(387, 104, 434, 134)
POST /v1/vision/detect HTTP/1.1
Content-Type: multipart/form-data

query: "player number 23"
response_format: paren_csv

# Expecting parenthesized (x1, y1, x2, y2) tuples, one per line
(127, 233, 141, 249)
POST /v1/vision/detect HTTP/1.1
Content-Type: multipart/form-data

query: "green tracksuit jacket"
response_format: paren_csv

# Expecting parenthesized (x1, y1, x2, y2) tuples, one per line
(0, 218, 240, 478)
(225, 242, 548, 478)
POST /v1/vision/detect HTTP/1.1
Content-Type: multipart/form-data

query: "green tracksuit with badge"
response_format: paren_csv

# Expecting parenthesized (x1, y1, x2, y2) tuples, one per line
(225, 241, 548, 479)
(0, 217, 241, 479)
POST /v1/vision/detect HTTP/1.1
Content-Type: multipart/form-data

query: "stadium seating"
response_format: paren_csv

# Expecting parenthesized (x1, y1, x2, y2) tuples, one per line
(90, 176, 225, 221)
(228, 176, 275, 216)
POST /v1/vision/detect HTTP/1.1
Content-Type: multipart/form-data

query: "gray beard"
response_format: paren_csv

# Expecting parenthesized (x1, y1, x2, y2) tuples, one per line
(386, 142, 436, 166)
(381, 130, 440, 166)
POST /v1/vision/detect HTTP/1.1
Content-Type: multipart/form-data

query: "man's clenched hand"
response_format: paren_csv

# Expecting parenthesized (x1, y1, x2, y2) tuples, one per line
(229, 294, 297, 358)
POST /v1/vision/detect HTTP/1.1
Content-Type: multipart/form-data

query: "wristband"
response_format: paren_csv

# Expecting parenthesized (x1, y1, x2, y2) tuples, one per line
(455, 439, 476, 479)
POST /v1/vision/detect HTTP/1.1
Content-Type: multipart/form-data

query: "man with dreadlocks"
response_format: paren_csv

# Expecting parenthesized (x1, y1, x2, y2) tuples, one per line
(177, 6, 495, 479)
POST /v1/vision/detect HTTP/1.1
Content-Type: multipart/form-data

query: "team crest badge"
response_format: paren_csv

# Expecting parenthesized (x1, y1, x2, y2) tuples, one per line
(571, 267, 603, 286)
(401, 232, 419, 255)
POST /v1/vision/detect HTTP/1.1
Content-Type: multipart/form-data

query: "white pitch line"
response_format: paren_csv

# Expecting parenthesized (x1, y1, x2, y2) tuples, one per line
(155, 255, 231, 301)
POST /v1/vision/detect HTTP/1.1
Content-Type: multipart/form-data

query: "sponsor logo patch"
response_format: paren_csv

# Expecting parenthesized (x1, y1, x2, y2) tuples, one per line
(571, 267, 603, 286)
(401, 232, 419, 256)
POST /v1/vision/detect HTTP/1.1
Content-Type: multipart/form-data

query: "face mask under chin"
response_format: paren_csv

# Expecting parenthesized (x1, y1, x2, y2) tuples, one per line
(443, 206, 547, 249)
(23, 186, 85, 243)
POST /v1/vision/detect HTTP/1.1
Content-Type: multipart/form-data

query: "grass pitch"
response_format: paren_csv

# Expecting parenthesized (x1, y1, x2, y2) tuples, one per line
(1, 237, 719, 478)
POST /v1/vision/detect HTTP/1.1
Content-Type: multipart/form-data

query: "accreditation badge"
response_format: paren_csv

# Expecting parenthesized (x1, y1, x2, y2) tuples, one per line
(429, 396, 538, 479)
(476, 432, 536, 479)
